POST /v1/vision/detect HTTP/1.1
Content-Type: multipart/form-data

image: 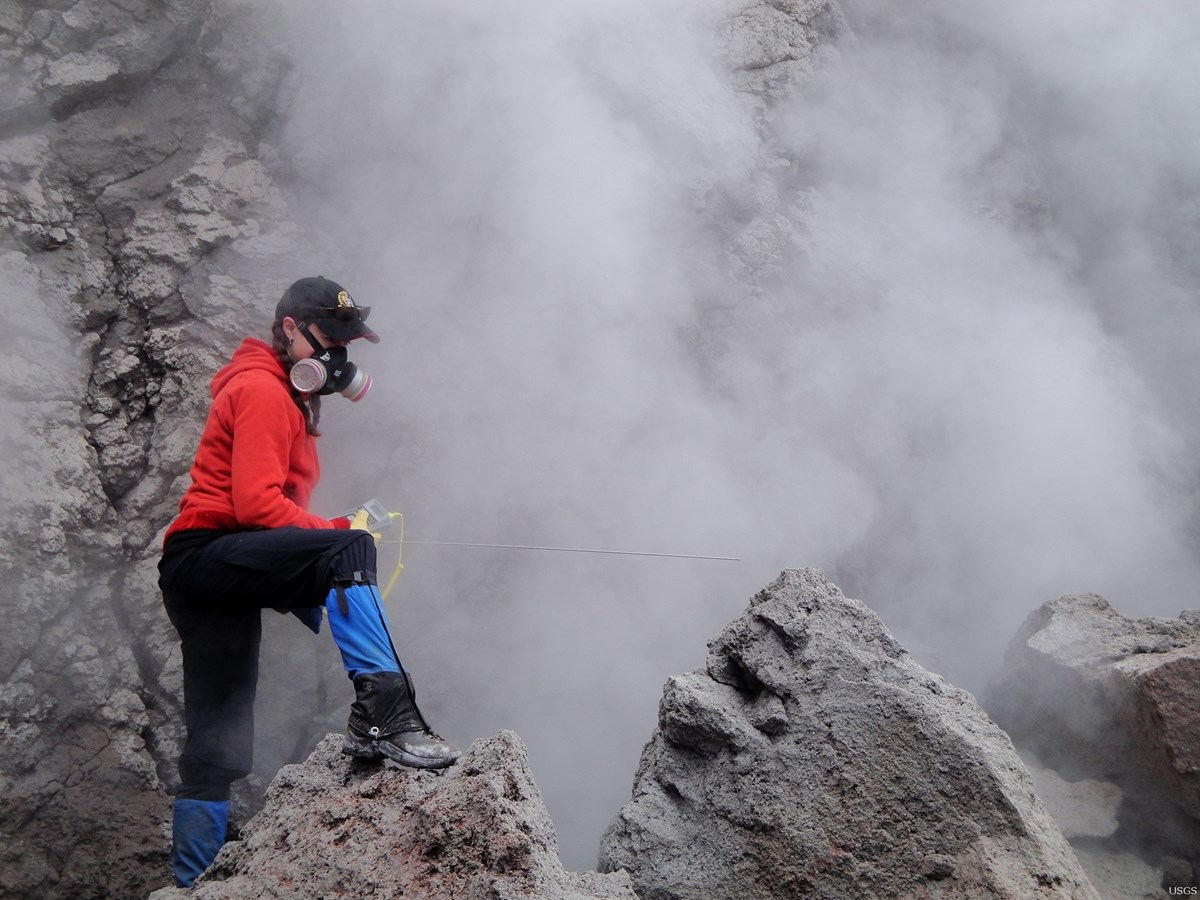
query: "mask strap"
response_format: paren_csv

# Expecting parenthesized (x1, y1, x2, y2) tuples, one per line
(297, 324, 327, 357)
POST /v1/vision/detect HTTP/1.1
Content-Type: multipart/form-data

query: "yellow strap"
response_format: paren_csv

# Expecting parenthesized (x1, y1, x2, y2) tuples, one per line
(380, 511, 405, 600)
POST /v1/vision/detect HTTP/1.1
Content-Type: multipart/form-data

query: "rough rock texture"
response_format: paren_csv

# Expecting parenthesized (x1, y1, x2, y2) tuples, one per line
(0, 3, 336, 897)
(600, 569, 1098, 900)
(724, 0, 847, 102)
(146, 731, 637, 900)
(705, 0, 849, 306)
(986, 594, 1200, 877)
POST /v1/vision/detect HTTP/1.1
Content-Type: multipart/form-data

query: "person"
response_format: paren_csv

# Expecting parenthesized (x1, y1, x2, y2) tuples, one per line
(158, 276, 460, 888)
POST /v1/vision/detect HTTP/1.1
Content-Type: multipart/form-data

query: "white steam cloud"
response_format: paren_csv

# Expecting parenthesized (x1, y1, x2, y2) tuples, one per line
(268, 0, 1200, 866)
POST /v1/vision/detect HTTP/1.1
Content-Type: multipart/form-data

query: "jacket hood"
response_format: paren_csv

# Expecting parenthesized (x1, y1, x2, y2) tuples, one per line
(211, 338, 288, 398)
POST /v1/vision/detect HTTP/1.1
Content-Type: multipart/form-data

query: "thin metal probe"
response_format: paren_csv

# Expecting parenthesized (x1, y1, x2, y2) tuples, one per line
(377, 539, 739, 561)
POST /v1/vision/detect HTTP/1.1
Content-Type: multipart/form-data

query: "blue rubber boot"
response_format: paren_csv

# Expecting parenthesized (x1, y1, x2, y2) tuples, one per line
(171, 798, 230, 888)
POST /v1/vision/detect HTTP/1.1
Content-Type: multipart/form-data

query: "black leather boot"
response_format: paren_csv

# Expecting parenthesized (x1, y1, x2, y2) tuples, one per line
(342, 671, 461, 769)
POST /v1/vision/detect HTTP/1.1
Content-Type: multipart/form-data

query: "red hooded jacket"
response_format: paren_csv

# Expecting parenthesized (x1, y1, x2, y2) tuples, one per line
(165, 338, 350, 541)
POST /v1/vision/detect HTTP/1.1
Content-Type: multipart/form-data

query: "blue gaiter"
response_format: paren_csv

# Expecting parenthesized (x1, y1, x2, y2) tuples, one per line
(171, 797, 230, 888)
(325, 582, 405, 678)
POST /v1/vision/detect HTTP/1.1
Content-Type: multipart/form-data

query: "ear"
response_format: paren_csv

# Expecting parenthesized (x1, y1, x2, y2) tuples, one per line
(282, 316, 298, 340)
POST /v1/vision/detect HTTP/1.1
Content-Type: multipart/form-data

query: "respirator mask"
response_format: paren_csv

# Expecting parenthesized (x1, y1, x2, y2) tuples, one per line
(289, 327, 373, 402)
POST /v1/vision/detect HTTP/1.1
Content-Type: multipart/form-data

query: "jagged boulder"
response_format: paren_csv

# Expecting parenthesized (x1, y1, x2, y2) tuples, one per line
(148, 731, 637, 900)
(600, 569, 1098, 899)
(986, 594, 1200, 864)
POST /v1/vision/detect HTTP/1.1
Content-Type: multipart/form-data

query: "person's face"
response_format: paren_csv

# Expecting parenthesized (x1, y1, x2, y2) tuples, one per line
(282, 317, 349, 362)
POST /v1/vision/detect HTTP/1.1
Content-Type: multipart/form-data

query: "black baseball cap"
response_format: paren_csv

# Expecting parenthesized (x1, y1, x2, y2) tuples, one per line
(276, 276, 380, 343)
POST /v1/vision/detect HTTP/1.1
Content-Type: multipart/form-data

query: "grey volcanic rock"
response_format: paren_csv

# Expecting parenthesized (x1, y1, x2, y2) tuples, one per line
(147, 731, 637, 900)
(986, 594, 1200, 863)
(600, 569, 1098, 899)
(1022, 759, 1121, 842)
(724, 0, 847, 101)
(0, 2, 329, 897)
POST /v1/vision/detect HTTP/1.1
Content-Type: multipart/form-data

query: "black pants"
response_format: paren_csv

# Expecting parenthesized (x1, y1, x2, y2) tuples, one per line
(160, 526, 376, 800)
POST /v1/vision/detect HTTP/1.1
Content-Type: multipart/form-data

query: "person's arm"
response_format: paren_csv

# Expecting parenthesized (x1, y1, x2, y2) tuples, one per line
(227, 375, 347, 529)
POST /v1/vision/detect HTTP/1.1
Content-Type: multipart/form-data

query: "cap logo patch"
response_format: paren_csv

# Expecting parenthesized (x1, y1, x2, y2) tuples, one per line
(337, 290, 354, 308)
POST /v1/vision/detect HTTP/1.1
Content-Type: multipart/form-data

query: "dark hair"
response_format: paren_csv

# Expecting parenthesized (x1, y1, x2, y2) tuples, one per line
(271, 318, 322, 436)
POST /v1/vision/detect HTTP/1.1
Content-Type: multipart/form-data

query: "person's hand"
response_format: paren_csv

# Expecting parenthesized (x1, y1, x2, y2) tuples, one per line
(349, 508, 382, 544)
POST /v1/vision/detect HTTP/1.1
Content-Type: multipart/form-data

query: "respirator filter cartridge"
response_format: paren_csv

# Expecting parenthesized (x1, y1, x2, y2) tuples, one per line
(289, 356, 372, 402)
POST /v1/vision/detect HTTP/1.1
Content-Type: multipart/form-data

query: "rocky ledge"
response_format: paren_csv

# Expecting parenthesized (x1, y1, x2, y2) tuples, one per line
(149, 730, 636, 900)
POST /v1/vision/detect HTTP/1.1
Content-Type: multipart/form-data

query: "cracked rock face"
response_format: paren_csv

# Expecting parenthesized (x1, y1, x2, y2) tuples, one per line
(0, 2, 329, 897)
(600, 569, 1098, 899)
(147, 731, 638, 900)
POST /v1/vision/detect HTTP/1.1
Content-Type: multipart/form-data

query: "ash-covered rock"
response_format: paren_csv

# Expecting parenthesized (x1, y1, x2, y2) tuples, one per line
(148, 731, 636, 900)
(723, 0, 848, 102)
(600, 569, 1098, 899)
(986, 594, 1200, 879)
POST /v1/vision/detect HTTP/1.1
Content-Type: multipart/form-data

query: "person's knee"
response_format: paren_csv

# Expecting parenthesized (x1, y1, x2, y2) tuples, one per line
(345, 529, 377, 558)
(331, 531, 378, 584)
